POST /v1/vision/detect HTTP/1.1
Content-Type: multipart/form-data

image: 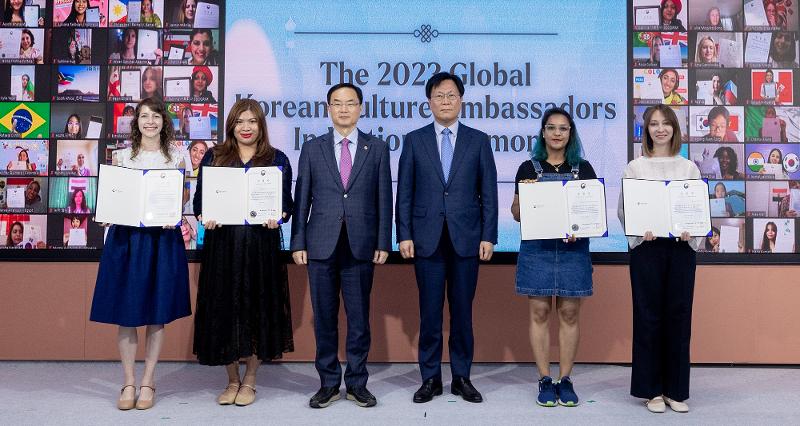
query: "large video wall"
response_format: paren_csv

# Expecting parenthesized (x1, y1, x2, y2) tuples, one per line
(632, 0, 799, 255)
(0, 0, 221, 256)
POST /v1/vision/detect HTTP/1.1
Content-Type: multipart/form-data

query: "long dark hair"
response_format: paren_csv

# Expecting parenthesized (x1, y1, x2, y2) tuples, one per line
(705, 226, 720, 250)
(212, 99, 275, 167)
(69, 189, 88, 212)
(761, 221, 777, 252)
(130, 97, 175, 162)
(531, 107, 584, 166)
(63, 0, 87, 24)
(6, 221, 23, 246)
(3, 1, 23, 22)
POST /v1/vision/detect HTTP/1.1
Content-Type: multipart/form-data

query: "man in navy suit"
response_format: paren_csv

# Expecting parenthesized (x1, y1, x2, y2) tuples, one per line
(291, 83, 392, 408)
(396, 72, 498, 403)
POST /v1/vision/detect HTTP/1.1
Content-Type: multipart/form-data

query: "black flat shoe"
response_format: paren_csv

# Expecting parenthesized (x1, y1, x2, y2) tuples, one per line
(346, 386, 377, 407)
(413, 378, 443, 403)
(309, 386, 340, 408)
(451, 377, 483, 403)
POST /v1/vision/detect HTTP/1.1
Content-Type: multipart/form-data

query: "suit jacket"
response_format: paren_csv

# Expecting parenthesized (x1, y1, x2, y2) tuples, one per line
(291, 129, 393, 261)
(395, 123, 498, 258)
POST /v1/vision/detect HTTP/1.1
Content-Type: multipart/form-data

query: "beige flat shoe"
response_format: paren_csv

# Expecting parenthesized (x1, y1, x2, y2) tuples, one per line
(664, 396, 689, 413)
(235, 384, 256, 406)
(117, 384, 136, 410)
(646, 396, 666, 413)
(217, 383, 240, 405)
(135, 385, 156, 410)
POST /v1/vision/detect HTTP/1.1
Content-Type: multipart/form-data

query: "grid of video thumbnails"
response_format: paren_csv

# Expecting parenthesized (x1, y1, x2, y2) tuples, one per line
(632, 0, 800, 254)
(0, 0, 221, 252)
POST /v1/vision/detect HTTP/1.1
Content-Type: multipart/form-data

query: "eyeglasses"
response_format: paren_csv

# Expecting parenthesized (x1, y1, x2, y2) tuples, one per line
(544, 125, 570, 133)
(329, 102, 359, 110)
(431, 93, 460, 103)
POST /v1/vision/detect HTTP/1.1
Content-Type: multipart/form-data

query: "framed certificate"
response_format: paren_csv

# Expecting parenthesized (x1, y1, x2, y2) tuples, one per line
(85, 6, 100, 24)
(165, 77, 190, 97)
(659, 45, 682, 68)
(23, 6, 39, 27)
(137, 30, 159, 60)
(194, 2, 220, 28)
(127, 1, 142, 23)
(0, 29, 21, 59)
(120, 69, 141, 99)
(201, 166, 283, 225)
(518, 179, 607, 240)
(95, 164, 185, 227)
(634, 6, 660, 26)
(168, 46, 185, 61)
(623, 178, 712, 237)
(188, 116, 211, 139)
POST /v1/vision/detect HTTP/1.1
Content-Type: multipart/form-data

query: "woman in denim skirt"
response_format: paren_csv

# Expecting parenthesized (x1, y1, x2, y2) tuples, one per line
(511, 107, 596, 408)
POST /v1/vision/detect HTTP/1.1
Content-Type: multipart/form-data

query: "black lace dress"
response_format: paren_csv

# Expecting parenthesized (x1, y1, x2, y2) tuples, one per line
(192, 149, 294, 365)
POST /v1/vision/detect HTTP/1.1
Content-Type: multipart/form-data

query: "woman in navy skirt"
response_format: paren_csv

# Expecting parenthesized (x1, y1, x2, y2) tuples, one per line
(511, 107, 596, 407)
(90, 97, 191, 410)
(192, 99, 294, 406)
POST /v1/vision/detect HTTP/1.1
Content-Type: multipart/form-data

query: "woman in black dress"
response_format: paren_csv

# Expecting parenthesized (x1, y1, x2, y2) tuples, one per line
(192, 98, 294, 406)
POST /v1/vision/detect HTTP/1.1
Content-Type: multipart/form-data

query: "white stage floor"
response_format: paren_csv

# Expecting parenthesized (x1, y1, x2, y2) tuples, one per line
(1, 362, 798, 425)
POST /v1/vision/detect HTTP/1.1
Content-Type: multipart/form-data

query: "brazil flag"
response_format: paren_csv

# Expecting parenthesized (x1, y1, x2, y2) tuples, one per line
(0, 102, 50, 139)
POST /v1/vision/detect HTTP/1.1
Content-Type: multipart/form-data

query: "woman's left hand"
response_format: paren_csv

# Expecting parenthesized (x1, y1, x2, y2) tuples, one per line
(562, 234, 577, 243)
(162, 225, 176, 229)
(263, 219, 279, 229)
(680, 231, 691, 241)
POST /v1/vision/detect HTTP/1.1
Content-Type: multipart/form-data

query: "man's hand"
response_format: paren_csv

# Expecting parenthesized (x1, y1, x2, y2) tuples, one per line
(292, 250, 307, 265)
(373, 250, 389, 264)
(479, 241, 494, 261)
(399, 240, 415, 259)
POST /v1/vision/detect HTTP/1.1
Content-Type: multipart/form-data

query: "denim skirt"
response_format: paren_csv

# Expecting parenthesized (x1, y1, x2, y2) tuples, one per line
(515, 238, 593, 297)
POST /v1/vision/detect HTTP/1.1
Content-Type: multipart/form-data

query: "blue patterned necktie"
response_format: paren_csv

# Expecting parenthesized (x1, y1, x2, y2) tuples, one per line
(441, 128, 453, 182)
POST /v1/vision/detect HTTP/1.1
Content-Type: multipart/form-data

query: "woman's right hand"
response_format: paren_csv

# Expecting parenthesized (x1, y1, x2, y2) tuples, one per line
(643, 231, 656, 241)
(199, 215, 220, 230)
(518, 178, 538, 184)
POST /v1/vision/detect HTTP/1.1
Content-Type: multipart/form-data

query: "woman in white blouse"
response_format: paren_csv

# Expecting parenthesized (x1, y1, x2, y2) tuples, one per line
(618, 104, 700, 414)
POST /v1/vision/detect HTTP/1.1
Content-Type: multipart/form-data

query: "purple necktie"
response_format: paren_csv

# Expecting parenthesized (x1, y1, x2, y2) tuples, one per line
(340, 138, 352, 188)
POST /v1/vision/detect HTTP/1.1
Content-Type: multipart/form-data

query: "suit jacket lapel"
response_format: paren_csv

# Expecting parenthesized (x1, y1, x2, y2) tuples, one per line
(447, 126, 469, 185)
(345, 131, 370, 191)
(421, 124, 446, 185)
(320, 131, 345, 191)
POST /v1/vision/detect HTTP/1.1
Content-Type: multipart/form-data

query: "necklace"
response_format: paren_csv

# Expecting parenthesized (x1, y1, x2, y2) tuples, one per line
(550, 161, 565, 172)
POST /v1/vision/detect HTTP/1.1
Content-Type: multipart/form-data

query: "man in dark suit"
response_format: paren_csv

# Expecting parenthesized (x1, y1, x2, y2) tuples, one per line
(396, 72, 498, 403)
(291, 83, 392, 408)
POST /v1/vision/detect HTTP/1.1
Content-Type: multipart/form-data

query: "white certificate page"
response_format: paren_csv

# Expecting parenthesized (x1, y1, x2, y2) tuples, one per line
(668, 180, 712, 237)
(519, 181, 568, 240)
(141, 169, 184, 227)
(623, 179, 671, 237)
(95, 165, 143, 227)
(201, 166, 247, 225)
(246, 167, 282, 224)
(564, 179, 607, 238)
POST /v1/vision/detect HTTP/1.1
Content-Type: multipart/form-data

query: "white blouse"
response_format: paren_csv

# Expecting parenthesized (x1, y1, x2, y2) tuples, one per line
(113, 146, 184, 170)
(617, 155, 702, 251)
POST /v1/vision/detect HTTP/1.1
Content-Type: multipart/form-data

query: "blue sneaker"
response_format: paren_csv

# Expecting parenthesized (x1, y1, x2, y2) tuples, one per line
(556, 376, 579, 406)
(537, 376, 557, 407)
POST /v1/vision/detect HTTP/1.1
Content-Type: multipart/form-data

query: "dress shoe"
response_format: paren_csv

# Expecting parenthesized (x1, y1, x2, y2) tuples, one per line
(135, 385, 156, 410)
(346, 386, 377, 407)
(664, 396, 689, 413)
(235, 384, 256, 406)
(217, 383, 240, 405)
(413, 378, 443, 403)
(309, 386, 340, 408)
(646, 396, 666, 413)
(451, 377, 483, 403)
(117, 384, 136, 410)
